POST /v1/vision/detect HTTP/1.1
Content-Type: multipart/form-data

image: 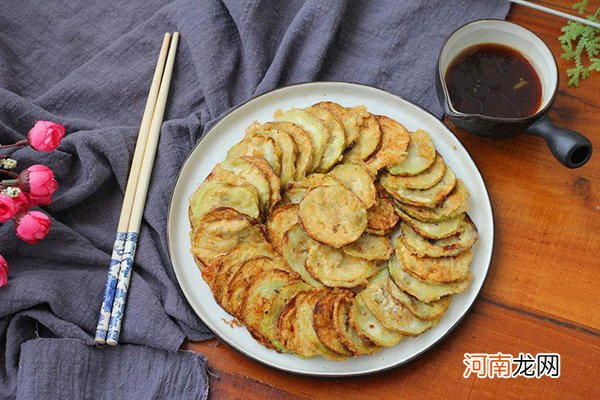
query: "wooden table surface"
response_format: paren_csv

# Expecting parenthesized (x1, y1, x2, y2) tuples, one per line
(185, 2, 600, 398)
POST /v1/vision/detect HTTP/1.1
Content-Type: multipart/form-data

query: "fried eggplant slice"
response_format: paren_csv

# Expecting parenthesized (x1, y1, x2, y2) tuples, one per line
(261, 282, 311, 352)
(361, 269, 434, 335)
(208, 157, 271, 215)
(276, 108, 329, 173)
(343, 233, 392, 261)
(387, 129, 436, 176)
(263, 121, 314, 181)
(299, 185, 367, 248)
(313, 291, 354, 356)
(365, 115, 410, 175)
(305, 243, 375, 288)
(281, 224, 324, 287)
(227, 133, 282, 176)
(343, 109, 381, 162)
(401, 217, 478, 258)
(396, 241, 472, 283)
(266, 204, 299, 253)
(380, 152, 446, 190)
(190, 208, 266, 266)
(276, 290, 346, 360)
(395, 206, 465, 240)
(189, 180, 260, 223)
(366, 184, 399, 235)
(242, 268, 300, 348)
(210, 242, 275, 301)
(282, 173, 338, 204)
(329, 163, 376, 208)
(224, 256, 288, 317)
(388, 255, 472, 303)
(242, 156, 281, 211)
(349, 292, 403, 347)
(306, 106, 346, 172)
(381, 166, 457, 208)
(251, 124, 298, 186)
(313, 101, 362, 146)
(399, 179, 470, 222)
(333, 294, 380, 355)
(387, 276, 451, 320)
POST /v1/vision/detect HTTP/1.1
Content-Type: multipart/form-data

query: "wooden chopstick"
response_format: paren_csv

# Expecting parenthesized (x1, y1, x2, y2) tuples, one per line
(95, 33, 172, 345)
(508, 0, 600, 29)
(105, 32, 180, 346)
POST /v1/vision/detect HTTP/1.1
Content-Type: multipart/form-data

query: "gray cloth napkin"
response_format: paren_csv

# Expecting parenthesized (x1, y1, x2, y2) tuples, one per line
(0, 0, 509, 398)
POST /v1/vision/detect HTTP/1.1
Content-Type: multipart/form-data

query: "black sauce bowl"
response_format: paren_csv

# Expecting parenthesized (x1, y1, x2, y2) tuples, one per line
(437, 19, 592, 168)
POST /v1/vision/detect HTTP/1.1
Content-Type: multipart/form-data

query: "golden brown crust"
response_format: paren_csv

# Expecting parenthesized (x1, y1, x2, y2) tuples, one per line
(313, 291, 354, 356)
(342, 233, 392, 261)
(190, 207, 266, 266)
(329, 163, 376, 208)
(227, 133, 283, 176)
(366, 185, 399, 234)
(263, 121, 314, 181)
(211, 242, 276, 306)
(332, 294, 380, 356)
(276, 290, 346, 360)
(266, 204, 299, 253)
(394, 206, 465, 240)
(387, 129, 436, 176)
(365, 115, 410, 175)
(299, 185, 367, 248)
(343, 110, 381, 162)
(306, 106, 346, 172)
(313, 101, 362, 146)
(401, 216, 478, 258)
(386, 276, 451, 321)
(399, 179, 470, 222)
(305, 244, 375, 288)
(361, 270, 434, 336)
(396, 241, 472, 283)
(380, 152, 446, 190)
(242, 156, 282, 211)
(222, 256, 283, 315)
(381, 166, 457, 208)
(241, 268, 300, 348)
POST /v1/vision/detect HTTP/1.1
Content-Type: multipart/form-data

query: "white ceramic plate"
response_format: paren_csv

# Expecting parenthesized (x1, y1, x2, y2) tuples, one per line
(168, 82, 494, 376)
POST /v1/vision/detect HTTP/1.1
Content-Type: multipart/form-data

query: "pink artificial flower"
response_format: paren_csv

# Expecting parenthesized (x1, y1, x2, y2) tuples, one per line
(0, 194, 16, 223)
(0, 255, 7, 287)
(15, 210, 51, 244)
(17, 165, 58, 203)
(28, 121, 65, 152)
(12, 190, 33, 214)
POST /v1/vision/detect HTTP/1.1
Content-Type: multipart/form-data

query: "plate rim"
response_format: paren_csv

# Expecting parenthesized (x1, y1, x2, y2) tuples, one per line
(167, 80, 495, 377)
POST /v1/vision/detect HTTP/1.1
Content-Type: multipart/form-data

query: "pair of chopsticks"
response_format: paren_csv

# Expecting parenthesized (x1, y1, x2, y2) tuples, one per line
(95, 32, 179, 346)
(508, 0, 600, 29)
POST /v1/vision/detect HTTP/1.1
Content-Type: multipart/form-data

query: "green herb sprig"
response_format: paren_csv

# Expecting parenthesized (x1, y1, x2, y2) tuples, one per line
(558, 0, 600, 87)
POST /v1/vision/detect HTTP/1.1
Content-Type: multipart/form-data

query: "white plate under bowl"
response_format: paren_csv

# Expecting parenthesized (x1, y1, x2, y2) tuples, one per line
(168, 82, 494, 377)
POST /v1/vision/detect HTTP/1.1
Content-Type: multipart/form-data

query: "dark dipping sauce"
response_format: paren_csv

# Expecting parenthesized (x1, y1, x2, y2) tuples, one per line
(445, 43, 542, 118)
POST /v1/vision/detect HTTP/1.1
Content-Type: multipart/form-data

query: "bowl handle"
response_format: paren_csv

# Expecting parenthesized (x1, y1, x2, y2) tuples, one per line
(525, 114, 592, 168)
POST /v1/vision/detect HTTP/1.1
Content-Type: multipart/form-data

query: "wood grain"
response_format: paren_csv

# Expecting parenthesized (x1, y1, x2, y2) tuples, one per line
(449, 0, 600, 331)
(185, 1, 600, 398)
(185, 301, 600, 399)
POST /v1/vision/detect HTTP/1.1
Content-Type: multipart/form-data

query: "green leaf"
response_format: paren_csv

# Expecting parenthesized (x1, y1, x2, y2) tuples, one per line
(573, 0, 589, 14)
(559, 1, 600, 87)
(589, 57, 600, 70)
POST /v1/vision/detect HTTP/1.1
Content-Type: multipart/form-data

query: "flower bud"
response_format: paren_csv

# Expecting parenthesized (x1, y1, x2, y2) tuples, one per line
(0, 194, 16, 223)
(17, 165, 58, 203)
(28, 121, 65, 152)
(15, 210, 52, 244)
(0, 255, 7, 287)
